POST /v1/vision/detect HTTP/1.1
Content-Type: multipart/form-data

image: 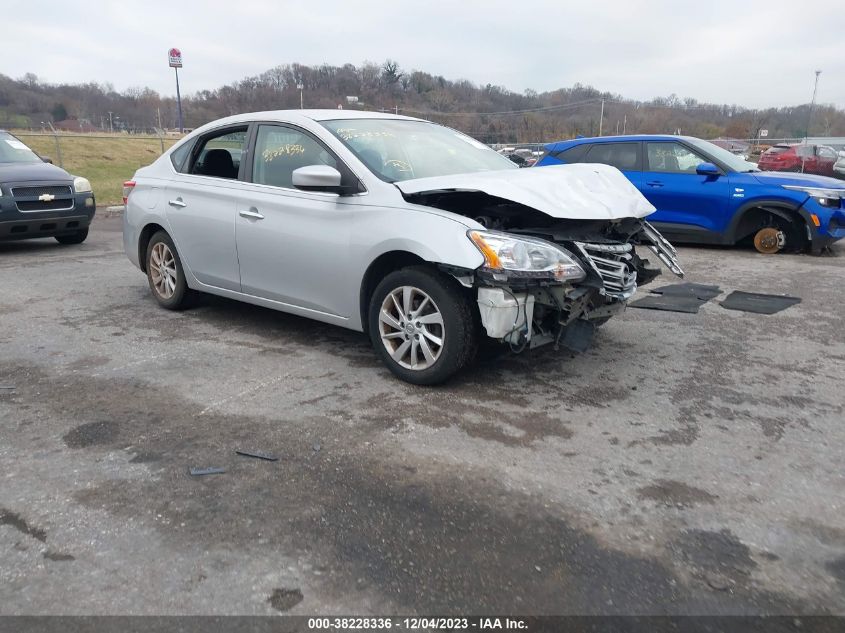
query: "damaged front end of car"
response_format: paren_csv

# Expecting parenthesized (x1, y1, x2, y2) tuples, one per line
(399, 165, 684, 354)
(461, 218, 683, 353)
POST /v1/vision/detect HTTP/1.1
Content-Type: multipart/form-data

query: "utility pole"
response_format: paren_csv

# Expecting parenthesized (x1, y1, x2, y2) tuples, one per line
(297, 83, 304, 109)
(598, 99, 605, 137)
(623, 114, 627, 135)
(806, 69, 822, 141)
(108, 111, 113, 134)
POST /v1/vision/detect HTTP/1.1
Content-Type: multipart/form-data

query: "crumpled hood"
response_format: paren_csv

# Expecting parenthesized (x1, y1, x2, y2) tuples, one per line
(395, 163, 656, 220)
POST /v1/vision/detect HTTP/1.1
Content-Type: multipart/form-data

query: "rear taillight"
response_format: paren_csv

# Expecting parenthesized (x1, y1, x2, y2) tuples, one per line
(122, 181, 135, 205)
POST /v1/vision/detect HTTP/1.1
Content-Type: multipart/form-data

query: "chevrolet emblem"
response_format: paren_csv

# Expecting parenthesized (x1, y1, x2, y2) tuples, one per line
(38, 193, 55, 202)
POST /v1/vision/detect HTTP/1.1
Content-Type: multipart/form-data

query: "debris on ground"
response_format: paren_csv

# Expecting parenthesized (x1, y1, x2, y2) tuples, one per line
(649, 282, 722, 301)
(631, 281, 722, 314)
(188, 467, 226, 476)
(235, 449, 279, 461)
(312, 442, 321, 452)
(629, 294, 708, 314)
(268, 587, 304, 612)
(720, 291, 801, 315)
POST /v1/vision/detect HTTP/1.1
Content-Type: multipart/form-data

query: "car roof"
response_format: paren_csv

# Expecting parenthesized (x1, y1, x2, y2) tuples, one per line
(544, 134, 700, 151)
(188, 109, 424, 136)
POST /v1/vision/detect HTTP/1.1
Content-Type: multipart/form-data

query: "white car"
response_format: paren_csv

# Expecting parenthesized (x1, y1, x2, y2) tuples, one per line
(834, 151, 845, 179)
(123, 110, 682, 384)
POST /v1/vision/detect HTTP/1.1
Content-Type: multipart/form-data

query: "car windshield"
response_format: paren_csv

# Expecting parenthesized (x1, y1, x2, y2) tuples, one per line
(321, 119, 516, 182)
(686, 137, 760, 173)
(0, 132, 42, 164)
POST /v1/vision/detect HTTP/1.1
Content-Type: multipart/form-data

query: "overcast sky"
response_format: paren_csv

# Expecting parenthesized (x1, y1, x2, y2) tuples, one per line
(3, 0, 842, 109)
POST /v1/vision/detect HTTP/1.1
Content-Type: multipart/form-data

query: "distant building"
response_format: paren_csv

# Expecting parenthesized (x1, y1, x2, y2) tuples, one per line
(711, 137, 750, 154)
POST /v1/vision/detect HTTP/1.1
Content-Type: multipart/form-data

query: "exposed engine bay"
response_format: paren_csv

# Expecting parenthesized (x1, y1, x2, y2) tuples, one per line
(406, 190, 685, 353)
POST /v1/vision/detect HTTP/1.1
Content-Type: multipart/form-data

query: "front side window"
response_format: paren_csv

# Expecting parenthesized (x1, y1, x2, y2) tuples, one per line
(645, 142, 708, 174)
(0, 132, 41, 164)
(321, 119, 515, 182)
(252, 125, 337, 189)
(582, 143, 640, 171)
(190, 128, 247, 179)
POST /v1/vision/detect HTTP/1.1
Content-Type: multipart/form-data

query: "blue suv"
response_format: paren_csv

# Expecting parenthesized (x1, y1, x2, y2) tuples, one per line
(536, 135, 845, 254)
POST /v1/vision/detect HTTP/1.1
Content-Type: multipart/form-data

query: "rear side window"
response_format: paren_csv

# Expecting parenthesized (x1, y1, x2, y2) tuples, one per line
(766, 146, 789, 154)
(582, 143, 640, 171)
(189, 127, 248, 180)
(551, 144, 589, 163)
(170, 140, 194, 172)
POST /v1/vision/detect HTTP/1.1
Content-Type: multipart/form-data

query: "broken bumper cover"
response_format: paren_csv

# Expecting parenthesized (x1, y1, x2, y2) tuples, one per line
(473, 221, 683, 352)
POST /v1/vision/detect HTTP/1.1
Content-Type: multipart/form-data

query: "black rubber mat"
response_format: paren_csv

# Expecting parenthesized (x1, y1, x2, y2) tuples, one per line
(629, 294, 706, 314)
(649, 282, 722, 301)
(720, 291, 801, 315)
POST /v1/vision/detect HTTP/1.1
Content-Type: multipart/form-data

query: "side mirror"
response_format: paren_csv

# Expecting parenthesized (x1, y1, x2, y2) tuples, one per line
(291, 165, 343, 193)
(696, 162, 721, 176)
(40, 156, 53, 164)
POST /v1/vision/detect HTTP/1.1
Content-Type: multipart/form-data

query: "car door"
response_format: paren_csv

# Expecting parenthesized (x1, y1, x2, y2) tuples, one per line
(164, 125, 249, 291)
(642, 141, 732, 237)
(234, 122, 356, 317)
(579, 141, 643, 189)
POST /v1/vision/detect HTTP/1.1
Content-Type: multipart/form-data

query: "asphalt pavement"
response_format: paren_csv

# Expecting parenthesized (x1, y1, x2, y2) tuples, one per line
(1, 217, 843, 615)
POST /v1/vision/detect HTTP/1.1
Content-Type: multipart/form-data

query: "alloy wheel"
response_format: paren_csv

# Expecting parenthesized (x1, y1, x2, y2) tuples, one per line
(149, 242, 178, 299)
(378, 285, 445, 370)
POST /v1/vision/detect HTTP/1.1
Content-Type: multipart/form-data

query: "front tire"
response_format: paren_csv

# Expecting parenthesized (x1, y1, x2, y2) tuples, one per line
(55, 228, 89, 245)
(145, 231, 195, 310)
(368, 266, 477, 385)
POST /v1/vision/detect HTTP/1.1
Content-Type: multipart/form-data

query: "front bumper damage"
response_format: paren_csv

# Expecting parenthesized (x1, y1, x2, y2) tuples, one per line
(470, 219, 684, 353)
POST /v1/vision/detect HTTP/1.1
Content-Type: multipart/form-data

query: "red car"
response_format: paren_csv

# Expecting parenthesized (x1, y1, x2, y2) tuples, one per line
(757, 143, 838, 176)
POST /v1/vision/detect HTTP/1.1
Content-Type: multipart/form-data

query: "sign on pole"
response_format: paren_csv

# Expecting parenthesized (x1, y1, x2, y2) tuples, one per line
(760, 129, 768, 137)
(168, 48, 184, 133)
(168, 48, 183, 68)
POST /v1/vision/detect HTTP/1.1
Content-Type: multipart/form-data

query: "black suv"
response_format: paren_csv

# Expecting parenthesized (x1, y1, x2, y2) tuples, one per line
(0, 130, 96, 244)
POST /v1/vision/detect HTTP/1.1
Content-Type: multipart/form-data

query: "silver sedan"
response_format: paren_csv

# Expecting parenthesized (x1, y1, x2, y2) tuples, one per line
(123, 111, 682, 384)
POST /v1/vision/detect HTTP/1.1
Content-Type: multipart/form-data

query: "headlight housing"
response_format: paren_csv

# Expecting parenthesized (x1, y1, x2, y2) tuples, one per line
(782, 185, 844, 208)
(73, 176, 92, 194)
(468, 229, 586, 282)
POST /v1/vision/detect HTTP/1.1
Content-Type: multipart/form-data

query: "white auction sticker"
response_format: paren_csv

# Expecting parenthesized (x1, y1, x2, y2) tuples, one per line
(5, 139, 29, 150)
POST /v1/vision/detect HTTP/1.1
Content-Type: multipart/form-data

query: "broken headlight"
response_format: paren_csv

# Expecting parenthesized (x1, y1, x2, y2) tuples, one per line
(782, 185, 843, 208)
(468, 229, 586, 282)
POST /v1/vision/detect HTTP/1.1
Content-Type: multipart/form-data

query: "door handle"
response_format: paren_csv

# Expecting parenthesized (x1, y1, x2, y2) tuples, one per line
(239, 208, 265, 220)
(646, 181, 664, 187)
(168, 198, 187, 208)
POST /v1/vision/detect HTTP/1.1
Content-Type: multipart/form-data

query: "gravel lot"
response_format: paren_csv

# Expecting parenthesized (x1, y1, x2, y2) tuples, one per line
(1, 217, 843, 615)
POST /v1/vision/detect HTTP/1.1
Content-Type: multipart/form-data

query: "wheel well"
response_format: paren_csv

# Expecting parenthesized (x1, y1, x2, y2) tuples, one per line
(138, 223, 167, 272)
(359, 251, 426, 333)
(733, 205, 804, 243)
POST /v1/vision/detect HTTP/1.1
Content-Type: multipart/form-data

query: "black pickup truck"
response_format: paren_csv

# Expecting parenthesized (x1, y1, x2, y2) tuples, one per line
(0, 130, 95, 244)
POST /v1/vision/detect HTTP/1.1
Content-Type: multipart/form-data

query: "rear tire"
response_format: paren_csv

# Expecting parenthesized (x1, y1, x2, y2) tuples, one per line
(145, 231, 195, 310)
(368, 266, 477, 385)
(55, 228, 88, 245)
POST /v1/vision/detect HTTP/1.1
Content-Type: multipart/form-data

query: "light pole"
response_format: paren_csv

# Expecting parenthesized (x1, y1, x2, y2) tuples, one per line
(297, 83, 304, 109)
(108, 111, 113, 134)
(806, 69, 821, 141)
